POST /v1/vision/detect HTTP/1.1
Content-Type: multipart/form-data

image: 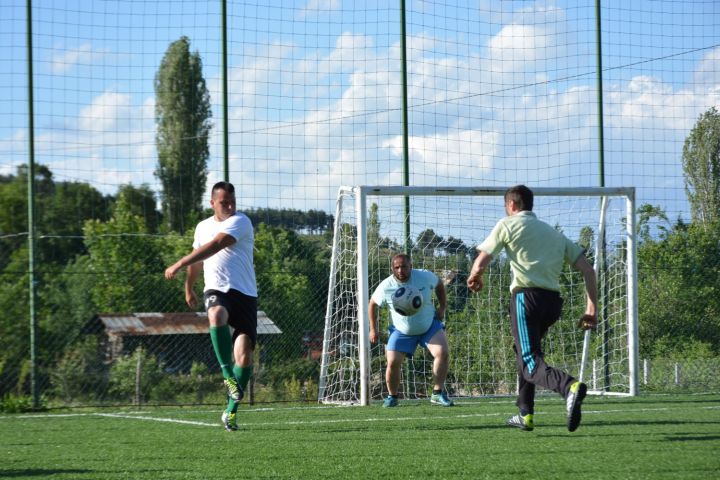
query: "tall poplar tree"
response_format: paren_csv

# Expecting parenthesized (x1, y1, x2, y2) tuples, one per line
(155, 36, 211, 233)
(682, 106, 720, 225)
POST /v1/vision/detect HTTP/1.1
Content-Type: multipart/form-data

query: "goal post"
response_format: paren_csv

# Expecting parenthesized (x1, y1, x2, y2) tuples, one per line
(319, 186, 638, 405)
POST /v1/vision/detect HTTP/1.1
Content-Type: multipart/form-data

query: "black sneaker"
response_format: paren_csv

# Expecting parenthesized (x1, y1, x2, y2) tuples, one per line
(506, 413, 534, 431)
(566, 381, 587, 432)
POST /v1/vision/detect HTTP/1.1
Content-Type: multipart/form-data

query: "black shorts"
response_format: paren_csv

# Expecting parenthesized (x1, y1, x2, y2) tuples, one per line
(509, 288, 563, 372)
(204, 289, 258, 348)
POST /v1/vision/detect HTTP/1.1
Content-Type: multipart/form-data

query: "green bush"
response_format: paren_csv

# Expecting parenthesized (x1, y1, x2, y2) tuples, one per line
(261, 357, 320, 391)
(50, 337, 106, 403)
(108, 347, 164, 404)
(651, 337, 714, 360)
(0, 394, 43, 413)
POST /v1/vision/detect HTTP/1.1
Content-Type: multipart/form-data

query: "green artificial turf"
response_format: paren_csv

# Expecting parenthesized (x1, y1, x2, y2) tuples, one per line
(1, 394, 718, 479)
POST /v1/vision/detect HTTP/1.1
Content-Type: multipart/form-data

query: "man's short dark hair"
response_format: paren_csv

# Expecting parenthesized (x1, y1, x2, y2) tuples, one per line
(391, 253, 412, 264)
(505, 185, 534, 211)
(212, 181, 235, 197)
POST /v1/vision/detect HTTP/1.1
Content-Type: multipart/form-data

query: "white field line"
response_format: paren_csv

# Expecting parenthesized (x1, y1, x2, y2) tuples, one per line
(2, 404, 718, 429)
(95, 412, 217, 427)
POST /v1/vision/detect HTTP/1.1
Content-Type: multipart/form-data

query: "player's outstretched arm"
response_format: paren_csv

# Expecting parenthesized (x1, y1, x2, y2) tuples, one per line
(164, 232, 236, 280)
(467, 251, 492, 293)
(573, 255, 598, 330)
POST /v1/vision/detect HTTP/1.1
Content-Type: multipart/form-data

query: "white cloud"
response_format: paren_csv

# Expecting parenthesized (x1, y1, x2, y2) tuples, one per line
(297, 0, 341, 19)
(382, 129, 499, 183)
(607, 75, 720, 132)
(21, 90, 159, 193)
(78, 91, 134, 132)
(489, 24, 549, 62)
(693, 47, 720, 88)
(49, 43, 111, 74)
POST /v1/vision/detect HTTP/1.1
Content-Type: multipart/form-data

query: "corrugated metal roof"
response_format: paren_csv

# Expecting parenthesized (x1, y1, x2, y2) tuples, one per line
(94, 311, 281, 336)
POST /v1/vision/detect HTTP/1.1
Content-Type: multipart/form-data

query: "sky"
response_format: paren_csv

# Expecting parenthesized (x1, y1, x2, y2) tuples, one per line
(1, 0, 719, 230)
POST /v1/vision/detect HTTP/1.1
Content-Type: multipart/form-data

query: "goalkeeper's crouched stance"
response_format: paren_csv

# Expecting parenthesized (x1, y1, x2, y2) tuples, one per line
(467, 185, 598, 432)
(368, 253, 455, 408)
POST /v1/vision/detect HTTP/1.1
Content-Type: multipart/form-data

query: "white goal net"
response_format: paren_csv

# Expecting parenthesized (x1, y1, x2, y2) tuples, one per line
(319, 186, 638, 405)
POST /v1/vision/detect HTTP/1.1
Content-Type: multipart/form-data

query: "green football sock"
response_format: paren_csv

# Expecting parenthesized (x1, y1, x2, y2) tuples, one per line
(226, 365, 253, 414)
(236, 364, 254, 391)
(209, 325, 234, 379)
(226, 395, 238, 414)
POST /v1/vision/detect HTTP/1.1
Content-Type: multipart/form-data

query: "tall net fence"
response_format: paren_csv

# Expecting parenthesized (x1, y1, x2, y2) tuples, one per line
(1, 1, 719, 408)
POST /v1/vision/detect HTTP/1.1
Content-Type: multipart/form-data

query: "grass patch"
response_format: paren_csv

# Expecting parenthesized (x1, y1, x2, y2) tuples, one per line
(1, 394, 718, 479)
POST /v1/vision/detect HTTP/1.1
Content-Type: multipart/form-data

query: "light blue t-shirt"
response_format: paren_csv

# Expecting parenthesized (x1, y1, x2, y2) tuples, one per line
(371, 269, 439, 335)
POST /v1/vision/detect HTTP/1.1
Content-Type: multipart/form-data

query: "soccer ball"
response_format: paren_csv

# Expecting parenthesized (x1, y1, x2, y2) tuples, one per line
(392, 285, 423, 316)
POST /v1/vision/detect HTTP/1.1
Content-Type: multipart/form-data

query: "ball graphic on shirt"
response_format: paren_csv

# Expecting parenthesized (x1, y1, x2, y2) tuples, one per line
(392, 285, 423, 316)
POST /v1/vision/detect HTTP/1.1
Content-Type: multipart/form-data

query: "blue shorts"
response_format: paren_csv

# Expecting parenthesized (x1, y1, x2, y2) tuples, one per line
(387, 318, 445, 358)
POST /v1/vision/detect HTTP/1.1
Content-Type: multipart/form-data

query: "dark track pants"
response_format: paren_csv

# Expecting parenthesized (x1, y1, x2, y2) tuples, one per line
(510, 288, 576, 414)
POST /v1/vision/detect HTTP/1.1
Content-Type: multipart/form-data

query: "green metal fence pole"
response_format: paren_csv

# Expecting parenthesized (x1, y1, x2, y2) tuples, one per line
(26, 0, 39, 409)
(595, 0, 611, 392)
(399, 0, 412, 397)
(400, 0, 410, 254)
(596, 0, 605, 188)
(222, 0, 229, 181)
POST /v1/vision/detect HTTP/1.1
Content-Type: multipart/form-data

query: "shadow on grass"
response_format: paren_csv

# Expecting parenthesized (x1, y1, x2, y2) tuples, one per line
(590, 418, 720, 427)
(587, 395, 720, 406)
(537, 418, 720, 438)
(0, 468, 192, 478)
(0, 469, 94, 478)
(664, 434, 720, 442)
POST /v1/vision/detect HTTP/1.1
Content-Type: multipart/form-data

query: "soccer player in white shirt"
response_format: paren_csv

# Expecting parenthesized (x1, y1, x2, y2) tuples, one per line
(165, 181, 257, 431)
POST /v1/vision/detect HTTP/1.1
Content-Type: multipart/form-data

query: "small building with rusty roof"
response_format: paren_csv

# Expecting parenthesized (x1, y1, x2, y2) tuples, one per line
(86, 311, 281, 373)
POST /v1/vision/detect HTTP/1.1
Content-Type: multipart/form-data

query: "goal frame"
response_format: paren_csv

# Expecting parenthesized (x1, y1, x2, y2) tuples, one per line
(319, 185, 639, 405)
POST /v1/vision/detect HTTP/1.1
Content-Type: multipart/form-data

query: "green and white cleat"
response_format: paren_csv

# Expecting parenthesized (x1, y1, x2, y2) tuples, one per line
(223, 377, 243, 402)
(221, 411, 238, 431)
(566, 381, 587, 432)
(506, 413, 534, 431)
(430, 391, 455, 407)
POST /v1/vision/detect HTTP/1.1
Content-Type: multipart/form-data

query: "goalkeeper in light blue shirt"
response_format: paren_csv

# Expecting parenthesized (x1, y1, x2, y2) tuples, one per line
(369, 253, 454, 407)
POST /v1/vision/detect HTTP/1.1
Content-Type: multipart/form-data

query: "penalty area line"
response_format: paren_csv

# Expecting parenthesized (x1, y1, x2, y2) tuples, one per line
(95, 412, 217, 427)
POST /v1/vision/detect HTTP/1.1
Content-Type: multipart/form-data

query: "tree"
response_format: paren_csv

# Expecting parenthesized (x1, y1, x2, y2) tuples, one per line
(245, 207, 334, 233)
(253, 224, 329, 362)
(637, 219, 720, 356)
(115, 184, 162, 233)
(415, 228, 443, 255)
(154, 36, 211, 233)
(83, 202, 178, 313)
(0, 164, 112, 270)
(637, 204, 671, 242)
(442, 235, 468, 255)
(682, 107, 720, 225)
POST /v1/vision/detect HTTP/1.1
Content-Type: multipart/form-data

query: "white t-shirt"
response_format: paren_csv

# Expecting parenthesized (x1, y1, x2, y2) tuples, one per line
(371, 269, 439, 335)
(193, 212, 257, 297)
